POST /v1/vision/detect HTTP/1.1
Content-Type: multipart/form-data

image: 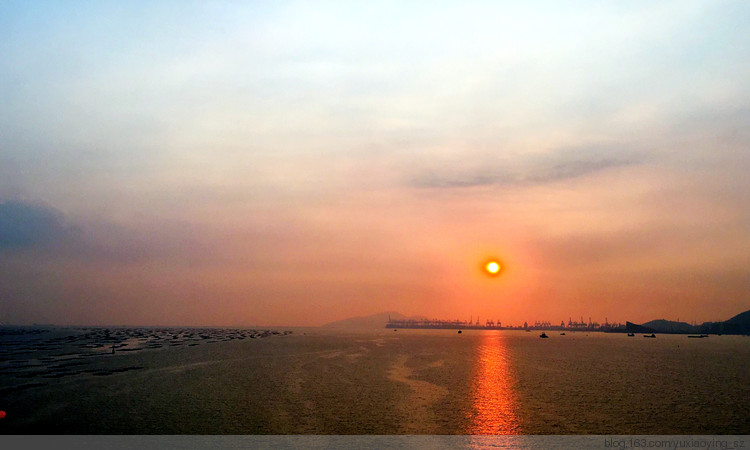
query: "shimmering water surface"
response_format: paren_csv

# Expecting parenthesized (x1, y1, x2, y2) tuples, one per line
(1, 327, 748, 434)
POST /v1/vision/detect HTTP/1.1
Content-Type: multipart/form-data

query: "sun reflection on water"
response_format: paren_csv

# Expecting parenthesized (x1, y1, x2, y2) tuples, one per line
(468, 332, 520, 434)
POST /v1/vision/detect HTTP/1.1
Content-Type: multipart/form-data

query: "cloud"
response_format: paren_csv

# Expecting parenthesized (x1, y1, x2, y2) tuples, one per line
(0, 197, 308, 270)
(0, 200, 72, 250)
(0, 199, 192, 264)
(409, 145, 642, 189)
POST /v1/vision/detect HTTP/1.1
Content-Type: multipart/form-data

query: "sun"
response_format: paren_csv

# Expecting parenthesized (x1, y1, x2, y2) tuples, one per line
(483, 260, 504, 277)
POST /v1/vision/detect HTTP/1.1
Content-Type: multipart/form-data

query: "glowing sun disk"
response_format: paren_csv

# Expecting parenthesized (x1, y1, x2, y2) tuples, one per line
(484, 260, 503, 277)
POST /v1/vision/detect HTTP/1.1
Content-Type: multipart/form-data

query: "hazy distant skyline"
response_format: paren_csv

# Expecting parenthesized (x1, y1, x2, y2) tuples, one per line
(2, 1, 749, 326)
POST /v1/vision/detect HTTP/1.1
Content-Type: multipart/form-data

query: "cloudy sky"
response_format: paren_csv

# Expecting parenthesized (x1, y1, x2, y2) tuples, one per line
(2, 1, 749, 326)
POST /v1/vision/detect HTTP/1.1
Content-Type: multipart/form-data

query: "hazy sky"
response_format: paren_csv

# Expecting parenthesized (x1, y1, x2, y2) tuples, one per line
(2, 1, 749, 326)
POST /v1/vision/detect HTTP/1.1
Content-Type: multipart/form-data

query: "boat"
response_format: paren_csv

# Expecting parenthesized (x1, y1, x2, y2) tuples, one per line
(559, 332, 565, 335)
(539, 332, 548, 338)
(687, 335, 705, 338)
(643, 334, 656, 338)
(627, 333, 635, 337)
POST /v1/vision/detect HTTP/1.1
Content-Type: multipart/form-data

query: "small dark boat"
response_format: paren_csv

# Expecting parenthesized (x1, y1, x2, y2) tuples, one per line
(559, 332, 565, 335)
(687, 335, 705, 338)
(643, 334, 656, 338)
(457, 330, 462, 334)
(627, 333, 635, 337)
(539, 332, 548, 338)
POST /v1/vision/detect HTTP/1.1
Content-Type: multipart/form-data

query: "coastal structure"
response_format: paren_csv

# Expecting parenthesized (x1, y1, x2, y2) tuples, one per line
(385, 317, 624, 332)
(386, 309, 750, 335)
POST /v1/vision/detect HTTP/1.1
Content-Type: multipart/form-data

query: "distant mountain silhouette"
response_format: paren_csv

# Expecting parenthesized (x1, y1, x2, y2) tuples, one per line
(624, 321, 656, 333)
(699, 309, 750, 335)
(641, 319, 699, 334)
(629, 308, 750, 335)
(321, 311, 426, 329)
(725, 309, 750, 325)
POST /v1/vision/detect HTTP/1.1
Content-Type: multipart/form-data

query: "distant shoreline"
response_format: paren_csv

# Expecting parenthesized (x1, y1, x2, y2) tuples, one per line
(385, 322, 749, 335)
(386, 323, 622, 332)
(386, 308, 750, 335)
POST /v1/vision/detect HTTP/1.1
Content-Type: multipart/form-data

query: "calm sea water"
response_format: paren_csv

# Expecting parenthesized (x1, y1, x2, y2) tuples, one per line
(1, 327, 748, 434)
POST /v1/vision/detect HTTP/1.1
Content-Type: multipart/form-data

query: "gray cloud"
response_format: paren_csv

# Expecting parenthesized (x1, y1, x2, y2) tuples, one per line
(409, 145, 642, 189)
(0, 200, 72, 250)
(0, 198, 272, 268)
(0, 199, 181, 263)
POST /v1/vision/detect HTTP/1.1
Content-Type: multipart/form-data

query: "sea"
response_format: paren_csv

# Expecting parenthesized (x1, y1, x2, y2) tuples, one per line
(1, 326, 748, 436)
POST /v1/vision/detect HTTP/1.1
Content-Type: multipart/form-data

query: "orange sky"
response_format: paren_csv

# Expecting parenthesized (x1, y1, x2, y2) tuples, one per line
(1, 2, 749, 326)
